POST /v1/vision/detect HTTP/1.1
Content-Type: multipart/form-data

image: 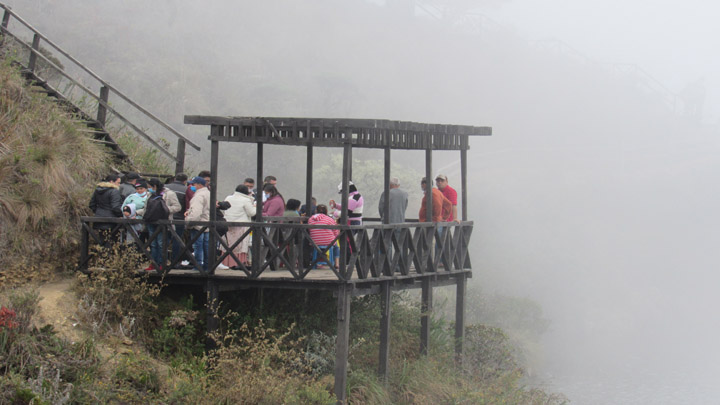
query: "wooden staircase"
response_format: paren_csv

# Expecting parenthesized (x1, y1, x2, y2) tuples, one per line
(20, 67, 130, 162)
(0, 3, 201, 174)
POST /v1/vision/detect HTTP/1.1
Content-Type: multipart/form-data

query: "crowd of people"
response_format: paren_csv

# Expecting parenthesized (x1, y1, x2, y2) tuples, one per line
(89, 169, 460, 273)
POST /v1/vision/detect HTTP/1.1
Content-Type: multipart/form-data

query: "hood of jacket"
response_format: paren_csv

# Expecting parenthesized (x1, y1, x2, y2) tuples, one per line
(95, 181, 119, 194)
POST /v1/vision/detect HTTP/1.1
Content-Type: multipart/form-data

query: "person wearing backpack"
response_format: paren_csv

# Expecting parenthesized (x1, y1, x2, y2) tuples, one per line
(144, 178, 181, 271)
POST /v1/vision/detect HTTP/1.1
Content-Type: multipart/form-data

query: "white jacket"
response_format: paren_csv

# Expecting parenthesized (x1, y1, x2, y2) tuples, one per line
(223, 192, 256, 222)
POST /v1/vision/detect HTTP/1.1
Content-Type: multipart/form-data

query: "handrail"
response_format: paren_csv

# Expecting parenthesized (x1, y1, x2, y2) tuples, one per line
(0, 3, 200, 152)
(78, 217, 474, 280)
(0, 27, 179, 161)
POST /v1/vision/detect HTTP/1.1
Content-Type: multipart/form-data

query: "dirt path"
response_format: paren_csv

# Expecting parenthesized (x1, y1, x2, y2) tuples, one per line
(35, 278, 83, 343)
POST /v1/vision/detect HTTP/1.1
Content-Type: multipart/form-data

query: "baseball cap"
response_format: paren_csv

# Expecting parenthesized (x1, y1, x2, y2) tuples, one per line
(189, 176, 207, 186)
(435, 174, 448, 182)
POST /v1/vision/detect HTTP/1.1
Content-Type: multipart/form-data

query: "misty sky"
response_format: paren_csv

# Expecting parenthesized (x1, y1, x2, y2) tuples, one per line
(480, 0, 720, 122)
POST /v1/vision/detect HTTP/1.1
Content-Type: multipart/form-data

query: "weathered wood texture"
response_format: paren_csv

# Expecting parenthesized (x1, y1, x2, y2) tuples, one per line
(184, 116, 491, 151)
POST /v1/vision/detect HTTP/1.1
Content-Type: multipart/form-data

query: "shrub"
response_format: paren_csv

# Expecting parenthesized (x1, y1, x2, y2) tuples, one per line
(206, 319, 335, 404)
(151, 305, 204, 360)
(74, 248, 161, 340)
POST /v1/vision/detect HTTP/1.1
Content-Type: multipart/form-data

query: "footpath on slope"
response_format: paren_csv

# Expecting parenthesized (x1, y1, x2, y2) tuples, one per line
(34, 278, 83, 343)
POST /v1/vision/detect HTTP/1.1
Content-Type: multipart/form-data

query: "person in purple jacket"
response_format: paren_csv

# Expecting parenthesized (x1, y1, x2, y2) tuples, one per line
(261, 184, 285, 217)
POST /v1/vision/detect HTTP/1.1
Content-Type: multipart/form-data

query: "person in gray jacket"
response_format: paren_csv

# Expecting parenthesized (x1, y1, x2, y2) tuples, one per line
(119, 172, 140, 200)
(378, 177, 408, 224)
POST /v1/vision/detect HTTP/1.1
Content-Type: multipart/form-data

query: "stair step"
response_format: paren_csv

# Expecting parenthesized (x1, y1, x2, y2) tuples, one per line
(16, 62, 132, 166)
(88, 138, 117, 146)
(77, 128, 109, 136)
(70, 119, 104, 129)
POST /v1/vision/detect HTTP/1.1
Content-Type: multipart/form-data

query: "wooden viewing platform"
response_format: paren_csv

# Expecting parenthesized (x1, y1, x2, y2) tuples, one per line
(80, 116, 491, 403)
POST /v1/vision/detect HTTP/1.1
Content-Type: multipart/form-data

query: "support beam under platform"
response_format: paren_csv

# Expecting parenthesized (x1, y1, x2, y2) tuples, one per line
(420, 277, 433, 355)
(334, 283, 352, 403)
(378, 281, 392, 380)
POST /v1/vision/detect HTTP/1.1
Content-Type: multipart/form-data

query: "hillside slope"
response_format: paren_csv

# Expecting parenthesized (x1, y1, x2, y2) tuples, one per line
(0, 58, 110, 285)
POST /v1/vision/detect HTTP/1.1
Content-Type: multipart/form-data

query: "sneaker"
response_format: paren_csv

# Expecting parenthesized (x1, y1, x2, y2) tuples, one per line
(144, 264, 156, 271)
(216, 263, 229, 270)
(181, 260, 190, 266)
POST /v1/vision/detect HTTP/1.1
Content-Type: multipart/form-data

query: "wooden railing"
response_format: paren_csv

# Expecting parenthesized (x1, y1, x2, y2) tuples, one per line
(78, 217, 473, 281)
(0, 3, 200, 173)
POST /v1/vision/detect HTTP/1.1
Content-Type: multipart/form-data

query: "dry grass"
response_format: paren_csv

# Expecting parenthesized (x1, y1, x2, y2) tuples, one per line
(0, 57, 109, 285)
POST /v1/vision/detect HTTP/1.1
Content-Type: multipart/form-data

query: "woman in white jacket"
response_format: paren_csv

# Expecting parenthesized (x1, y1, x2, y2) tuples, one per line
(222, 184, 256, 268)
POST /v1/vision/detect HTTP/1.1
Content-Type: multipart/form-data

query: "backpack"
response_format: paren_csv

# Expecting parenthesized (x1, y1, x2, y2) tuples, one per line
(144, 195, 170, 223)
(215, 208, 229, 237)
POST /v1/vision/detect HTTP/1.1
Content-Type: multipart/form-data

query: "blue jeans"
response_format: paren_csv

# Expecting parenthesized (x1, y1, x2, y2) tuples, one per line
(172, 223, 186, 263)
(147, 224, 164, 268)
(191, 230, 209, 271)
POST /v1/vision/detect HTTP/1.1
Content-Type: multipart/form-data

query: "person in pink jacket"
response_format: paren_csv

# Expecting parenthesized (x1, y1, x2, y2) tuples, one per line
(261, 184, 285, 218)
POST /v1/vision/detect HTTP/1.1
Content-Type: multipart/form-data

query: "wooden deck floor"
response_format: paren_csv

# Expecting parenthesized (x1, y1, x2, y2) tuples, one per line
(147, 266, 471, 291)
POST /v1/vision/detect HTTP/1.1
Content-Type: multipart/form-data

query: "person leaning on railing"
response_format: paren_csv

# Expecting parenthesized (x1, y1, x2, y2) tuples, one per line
(418, 177, 451, 223)
(222, 184, 256, 269)
(184, 177, 210, 272)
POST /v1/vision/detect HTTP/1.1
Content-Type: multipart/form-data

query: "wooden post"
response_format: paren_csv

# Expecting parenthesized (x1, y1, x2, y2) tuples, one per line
(383, 147, 391, 224)
(1, 8, 10, 30)
(0, 9, 9, 49)
(306, 144, 313, 217)
(461, 149, 467, 221)
(334, 283, 352, 403)
(253, 142, 264, 276)
(455, 274, 467, 364)
(208, 136, 219, 275)
(175, 139, 186, 175)
(96, 86, 109, 126)
(27, 33, 40, 73)
(339, 142, 350, 278)
(378, 281, 392, 380)
(303, 144, 313, 272)
(425, 148, 433, 222)
(420, 277, 433, 355)
(347, 134, 353, 182)
(79, 223, 89, 272)
(205, 279, 219, 350)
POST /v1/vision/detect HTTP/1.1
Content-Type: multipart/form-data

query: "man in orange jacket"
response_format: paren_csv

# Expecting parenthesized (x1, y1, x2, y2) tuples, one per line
(418, 178, 452, 222)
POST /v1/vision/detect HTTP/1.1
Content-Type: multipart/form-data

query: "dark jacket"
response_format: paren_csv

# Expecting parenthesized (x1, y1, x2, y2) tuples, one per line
(119, 182, 136, 200)
(165, 181, 188, 220)
(90, 182, 123, 228)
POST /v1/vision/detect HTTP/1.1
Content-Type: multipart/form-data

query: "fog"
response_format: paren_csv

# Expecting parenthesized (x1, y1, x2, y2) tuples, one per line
(6, 0, 720, 402)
